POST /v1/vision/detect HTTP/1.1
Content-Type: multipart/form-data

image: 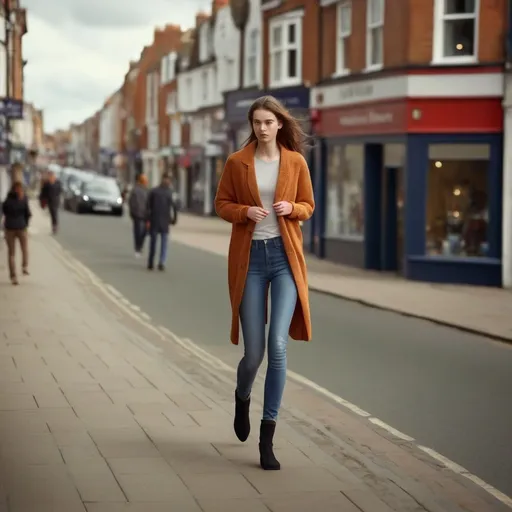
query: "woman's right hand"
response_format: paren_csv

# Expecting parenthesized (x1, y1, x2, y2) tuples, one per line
(247, 206, 269, 223)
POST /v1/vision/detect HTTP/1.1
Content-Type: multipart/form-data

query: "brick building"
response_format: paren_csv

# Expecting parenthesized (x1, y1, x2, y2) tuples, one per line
(309, 0, 506, 288)
(133, 25, 183, 186)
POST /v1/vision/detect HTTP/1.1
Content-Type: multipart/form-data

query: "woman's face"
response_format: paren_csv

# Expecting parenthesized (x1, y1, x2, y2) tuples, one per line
(14, 185, 24, 198)
(252, 108, 282, 144)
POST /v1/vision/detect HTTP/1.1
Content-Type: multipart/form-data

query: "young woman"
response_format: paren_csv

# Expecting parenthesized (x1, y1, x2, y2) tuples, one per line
(2, 181, 31, 285)
(215, 96, 314, 470)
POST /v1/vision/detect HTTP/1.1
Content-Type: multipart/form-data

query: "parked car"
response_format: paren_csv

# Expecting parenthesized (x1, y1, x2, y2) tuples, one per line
(61, 168, 96, 210)
(69, 177, 124, 216)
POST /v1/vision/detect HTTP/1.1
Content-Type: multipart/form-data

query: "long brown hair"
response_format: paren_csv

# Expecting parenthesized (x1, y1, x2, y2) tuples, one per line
(244, 96, 309, 155)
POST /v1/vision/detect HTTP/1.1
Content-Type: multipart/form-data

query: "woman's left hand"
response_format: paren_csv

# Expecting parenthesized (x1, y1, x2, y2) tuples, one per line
(273, 201, 293, 216)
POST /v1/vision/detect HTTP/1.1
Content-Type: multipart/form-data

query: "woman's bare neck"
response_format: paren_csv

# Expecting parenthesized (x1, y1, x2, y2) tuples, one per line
(255, 141, 280, 162)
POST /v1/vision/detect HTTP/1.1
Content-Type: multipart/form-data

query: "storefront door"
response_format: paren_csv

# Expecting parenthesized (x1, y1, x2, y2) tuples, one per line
(381, 166, 404, 272)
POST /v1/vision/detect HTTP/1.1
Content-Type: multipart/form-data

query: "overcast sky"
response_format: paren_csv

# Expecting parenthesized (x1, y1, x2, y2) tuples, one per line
(22, 0, 212, 133)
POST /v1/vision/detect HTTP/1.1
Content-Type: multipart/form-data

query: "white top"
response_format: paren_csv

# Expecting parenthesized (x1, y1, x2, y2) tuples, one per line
(253, 157, 281, 240)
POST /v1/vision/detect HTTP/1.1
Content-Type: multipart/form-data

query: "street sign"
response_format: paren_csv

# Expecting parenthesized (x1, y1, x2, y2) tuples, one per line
(0, 98, 23, 119)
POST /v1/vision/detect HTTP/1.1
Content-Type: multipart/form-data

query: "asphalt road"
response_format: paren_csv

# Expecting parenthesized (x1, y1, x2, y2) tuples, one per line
(53, 210, 512, 497)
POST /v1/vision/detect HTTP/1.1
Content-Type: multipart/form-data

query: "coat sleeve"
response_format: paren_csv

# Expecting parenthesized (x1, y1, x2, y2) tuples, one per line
(215, 157, 250, 224)
(128, 190, 136, 216)
(288, 155, 315, 221)
(145, 190, 153, 221)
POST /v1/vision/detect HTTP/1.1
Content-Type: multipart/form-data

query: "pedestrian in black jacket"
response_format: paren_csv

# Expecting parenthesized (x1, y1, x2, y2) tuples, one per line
(39, 170, 61, 234)
(1, 181, 31, 285)
(146, 172, 175, 271)
(128, 173, 149, 257)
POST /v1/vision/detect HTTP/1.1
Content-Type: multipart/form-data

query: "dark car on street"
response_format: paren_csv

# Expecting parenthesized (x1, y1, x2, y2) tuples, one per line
(69, 177, 124, 216)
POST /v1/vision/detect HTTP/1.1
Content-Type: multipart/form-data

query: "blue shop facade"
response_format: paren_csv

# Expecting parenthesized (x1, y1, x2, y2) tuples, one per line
(308, 71, 504, 287)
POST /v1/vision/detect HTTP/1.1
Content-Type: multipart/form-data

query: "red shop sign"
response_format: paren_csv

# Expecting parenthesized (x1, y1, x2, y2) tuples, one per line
(317, 100, 408, 137)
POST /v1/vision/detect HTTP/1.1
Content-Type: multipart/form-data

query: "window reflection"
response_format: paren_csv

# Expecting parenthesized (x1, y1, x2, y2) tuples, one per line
(326, 144, 364, 239)
(426, 145, 489, 257)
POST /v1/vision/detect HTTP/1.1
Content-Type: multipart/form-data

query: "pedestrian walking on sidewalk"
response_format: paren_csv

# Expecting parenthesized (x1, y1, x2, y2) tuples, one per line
(215, 96, 315, 471)
(1, 181, 31, 285)
(128, 173, 149, 258)
(146, 171, 176, 271)
(38, 170, 62, 234)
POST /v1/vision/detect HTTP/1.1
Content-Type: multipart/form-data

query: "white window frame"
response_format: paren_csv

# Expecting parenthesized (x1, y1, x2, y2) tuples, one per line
(246, 29, 259, 87)
(160, 57, 168, 84)
(269, 10, 304, 88)
(365, 0, 384, 71)
(432, 0, 479, 64)
(201, 70, 208, 101)
(170, 117, 181, 147)
(166, 91, 177, 115)
(335, 1, 352, 76)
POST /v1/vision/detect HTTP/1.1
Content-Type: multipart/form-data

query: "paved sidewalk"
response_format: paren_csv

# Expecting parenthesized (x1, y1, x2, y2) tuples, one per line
(0, 218, 510, 511)
(172, 214, 512, 342)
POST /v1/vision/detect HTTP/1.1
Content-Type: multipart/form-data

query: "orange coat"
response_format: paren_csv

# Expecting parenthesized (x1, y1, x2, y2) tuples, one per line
(214, 141, 315, 345)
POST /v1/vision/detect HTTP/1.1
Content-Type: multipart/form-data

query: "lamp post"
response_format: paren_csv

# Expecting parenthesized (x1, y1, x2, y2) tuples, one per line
(229, 0, 250, 89)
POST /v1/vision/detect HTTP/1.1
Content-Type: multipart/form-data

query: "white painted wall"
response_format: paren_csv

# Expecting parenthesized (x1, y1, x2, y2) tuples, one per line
(214, 5, 240, 93)
(11, 103, 34, 149)
(178, 62, 221, 115)
(161, 51, 177, 85)
(243, 0, 262, 88)
(0, 15, 6, 98)
(99, 94, 121, 151)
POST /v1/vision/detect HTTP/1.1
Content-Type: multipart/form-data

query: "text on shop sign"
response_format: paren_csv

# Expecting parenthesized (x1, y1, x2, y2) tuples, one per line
(339, 110, 394, 127)
(339, 83, 374, 101)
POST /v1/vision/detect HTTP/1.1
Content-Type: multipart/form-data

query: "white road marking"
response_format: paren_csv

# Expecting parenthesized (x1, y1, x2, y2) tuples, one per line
(106, 285, 122, 298)
(464, 474, 512, 507)
(50, 236, 512, 510)
(418, 445, 512, 507)
(369, 418, 415, 441)
(417, 445, 468, 473)
(287, 369, 371, 417)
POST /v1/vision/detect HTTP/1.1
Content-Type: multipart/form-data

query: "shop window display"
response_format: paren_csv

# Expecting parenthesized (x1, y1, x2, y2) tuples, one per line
(426, 147, 489, 258)
(325, 144, 364, 239)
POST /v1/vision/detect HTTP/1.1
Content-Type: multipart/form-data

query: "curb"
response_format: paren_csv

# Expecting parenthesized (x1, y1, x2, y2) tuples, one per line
(308, 285, 512, 345)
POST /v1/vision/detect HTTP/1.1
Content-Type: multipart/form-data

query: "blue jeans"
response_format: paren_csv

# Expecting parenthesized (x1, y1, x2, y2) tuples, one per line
(148, 231, 168, 267)
(132, 218, 146, 252)
(237, 236, 297, 421)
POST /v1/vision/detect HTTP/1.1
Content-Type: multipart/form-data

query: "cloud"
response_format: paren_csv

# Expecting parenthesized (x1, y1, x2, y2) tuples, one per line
(21, 0, 212, 132)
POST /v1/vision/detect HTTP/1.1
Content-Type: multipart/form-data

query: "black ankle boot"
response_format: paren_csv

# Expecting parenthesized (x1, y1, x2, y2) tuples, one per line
(259, 420, 280, 470)
(234, 392, 250, 442)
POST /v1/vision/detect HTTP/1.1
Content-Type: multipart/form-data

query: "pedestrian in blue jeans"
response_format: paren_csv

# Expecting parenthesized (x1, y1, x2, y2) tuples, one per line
(146, 172, 175, 271)
(215, 95, 315, 471)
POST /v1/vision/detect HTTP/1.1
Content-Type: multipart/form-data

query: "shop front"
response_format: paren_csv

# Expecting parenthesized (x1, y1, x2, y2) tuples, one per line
(311, 70, 503, 286)
(178, 145, 204, 213)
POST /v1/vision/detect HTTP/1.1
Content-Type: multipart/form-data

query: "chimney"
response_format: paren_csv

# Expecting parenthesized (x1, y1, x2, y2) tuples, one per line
(195, 11, 209, 27)
(212, 0, 229, 15)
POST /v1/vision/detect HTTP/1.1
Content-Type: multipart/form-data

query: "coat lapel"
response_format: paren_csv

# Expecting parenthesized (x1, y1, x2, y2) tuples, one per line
(274, 146, 291, 202)
(240, 141, 263, 207)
